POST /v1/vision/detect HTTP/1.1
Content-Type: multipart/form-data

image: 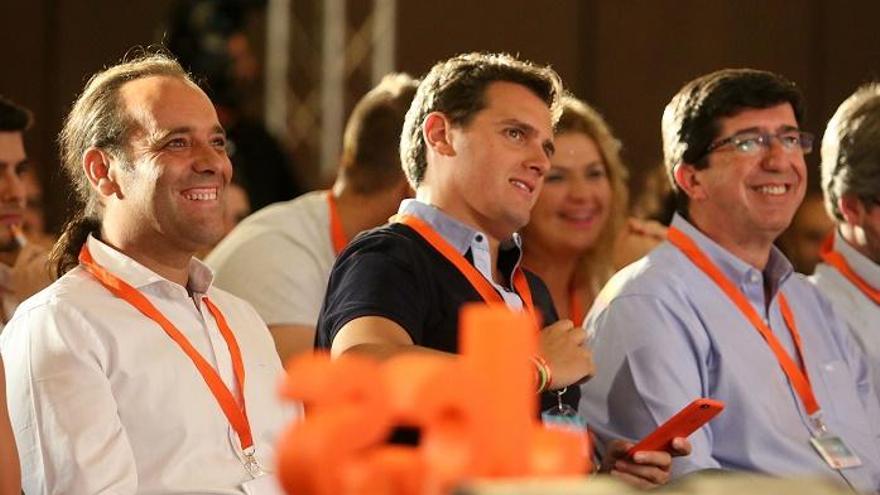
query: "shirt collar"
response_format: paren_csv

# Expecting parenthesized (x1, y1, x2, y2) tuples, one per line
(833, 228, 880, 288)
(671, 213, 793, 292)
(85, 234, 215, 295)
(398, 199, 524, 280)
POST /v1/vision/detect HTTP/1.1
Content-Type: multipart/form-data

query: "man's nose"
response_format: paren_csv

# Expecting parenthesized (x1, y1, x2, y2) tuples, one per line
(762, 137, 790, 170)
(192, 140, 226, 174)
(526, 143, 551, 176)
(0, 168, 26, 207)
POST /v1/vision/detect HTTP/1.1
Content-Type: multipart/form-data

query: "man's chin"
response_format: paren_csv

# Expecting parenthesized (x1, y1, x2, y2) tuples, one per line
(185, 228, 225, 253)
(764, 217, 796, 238)
(511, 213, 532, 236)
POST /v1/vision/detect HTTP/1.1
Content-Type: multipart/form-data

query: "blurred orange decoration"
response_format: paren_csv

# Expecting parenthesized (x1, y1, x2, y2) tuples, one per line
(276, 303, 591, 495)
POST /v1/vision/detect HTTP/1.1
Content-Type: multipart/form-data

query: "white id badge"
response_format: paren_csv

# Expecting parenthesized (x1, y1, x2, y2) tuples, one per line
(810, 435, 863, 469)
(241, 473, 286, 495)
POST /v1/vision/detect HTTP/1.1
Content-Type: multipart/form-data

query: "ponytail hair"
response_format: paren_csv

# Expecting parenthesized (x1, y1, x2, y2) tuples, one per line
(49, 213, 102, 277)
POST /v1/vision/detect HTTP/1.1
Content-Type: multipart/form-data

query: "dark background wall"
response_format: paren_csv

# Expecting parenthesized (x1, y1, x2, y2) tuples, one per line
(3, 0, 880, 230)
(1, 0, 178, 230)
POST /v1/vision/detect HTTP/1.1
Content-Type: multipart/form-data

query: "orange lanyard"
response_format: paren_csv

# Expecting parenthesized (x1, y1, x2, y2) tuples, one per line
(569, 287, 585, 326)
(667, 226, 820, 415)
(394, 214, 536, 320)
(819, 233, 880, 305)
(327, 191, 348, 255)
(78, 245, 255, 452)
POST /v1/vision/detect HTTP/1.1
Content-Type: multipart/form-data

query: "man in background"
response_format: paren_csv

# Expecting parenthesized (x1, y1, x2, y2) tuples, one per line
(207, 73, 415, 363)
(811, 83, 880, 396)
(0, 96, 52, 329)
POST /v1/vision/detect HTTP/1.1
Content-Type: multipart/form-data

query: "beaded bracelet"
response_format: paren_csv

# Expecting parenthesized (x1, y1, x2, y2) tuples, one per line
(530, 355, 553, 393)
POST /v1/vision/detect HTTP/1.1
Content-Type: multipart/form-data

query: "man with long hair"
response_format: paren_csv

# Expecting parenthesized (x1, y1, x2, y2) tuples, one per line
(1, 53, 290, 493)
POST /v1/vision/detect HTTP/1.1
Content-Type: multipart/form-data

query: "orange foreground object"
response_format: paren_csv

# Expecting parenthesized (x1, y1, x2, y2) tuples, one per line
(277, 303, 590, 495)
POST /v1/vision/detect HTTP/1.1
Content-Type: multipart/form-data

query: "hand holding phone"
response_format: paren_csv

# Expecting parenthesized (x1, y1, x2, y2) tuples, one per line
(626, 398, 724, 457)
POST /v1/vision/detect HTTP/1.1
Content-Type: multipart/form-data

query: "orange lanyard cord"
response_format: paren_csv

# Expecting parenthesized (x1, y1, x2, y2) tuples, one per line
(327, 191, 348, 255)
(819, 233, 880, 305)
(78, 245, 254, 451)
(667, 226, 819, 415)
(394, 214, 536, 320)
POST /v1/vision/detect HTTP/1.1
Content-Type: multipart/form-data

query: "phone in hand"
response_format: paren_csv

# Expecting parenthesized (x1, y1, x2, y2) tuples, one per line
(626, 398, 724, 457)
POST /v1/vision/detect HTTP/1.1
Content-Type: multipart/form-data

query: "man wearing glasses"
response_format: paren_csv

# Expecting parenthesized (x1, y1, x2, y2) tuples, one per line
(811, 84, 880, 402)
(579, 69, 880, 490)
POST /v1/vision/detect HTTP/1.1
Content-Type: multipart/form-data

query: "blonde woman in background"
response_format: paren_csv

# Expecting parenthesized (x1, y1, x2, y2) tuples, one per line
(522, 96, 662, 324)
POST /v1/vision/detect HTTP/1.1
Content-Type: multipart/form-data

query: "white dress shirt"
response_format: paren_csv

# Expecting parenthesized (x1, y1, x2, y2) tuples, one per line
(206, 190, 337, 327)
(0, 235, 295, 494)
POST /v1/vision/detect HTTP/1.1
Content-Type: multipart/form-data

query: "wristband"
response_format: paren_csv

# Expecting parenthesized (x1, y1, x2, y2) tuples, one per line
(531, 355, 553, 393)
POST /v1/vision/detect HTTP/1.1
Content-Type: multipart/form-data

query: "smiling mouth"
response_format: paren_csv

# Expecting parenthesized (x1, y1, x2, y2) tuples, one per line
(181, 188, 218, 201)
(751, 184, 790, 196)
(560, 212, 598, 222)
(509, 179, 534, 194)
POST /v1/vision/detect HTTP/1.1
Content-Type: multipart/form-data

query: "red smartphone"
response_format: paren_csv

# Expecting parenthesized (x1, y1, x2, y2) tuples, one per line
(626, 398, 724, 457)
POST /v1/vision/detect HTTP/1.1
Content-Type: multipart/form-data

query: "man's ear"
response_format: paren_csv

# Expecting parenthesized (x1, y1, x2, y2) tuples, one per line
(83, 148, 122, 199)
(423, 112, 456, 157)
(673, 162, 707, 202)
(838, 194, 866, 227)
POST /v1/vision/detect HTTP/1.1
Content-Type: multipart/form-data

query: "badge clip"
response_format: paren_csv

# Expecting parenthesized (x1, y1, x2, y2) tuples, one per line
(243, 446, 265, 478)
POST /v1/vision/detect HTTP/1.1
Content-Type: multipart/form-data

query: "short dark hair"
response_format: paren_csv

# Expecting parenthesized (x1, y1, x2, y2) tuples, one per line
(661, 68, 805, 214)
(339, 73, 418, 194)
(0, 95, 33, 132)
(400, 52, 563, 188)
(821, 83, 880, 222)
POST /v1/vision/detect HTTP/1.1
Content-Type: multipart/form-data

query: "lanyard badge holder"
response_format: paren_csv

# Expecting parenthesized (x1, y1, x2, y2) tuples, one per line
(541, 387, 580, 425)
(541, 387, 592, 460)
(808, 415, 862, 470)
(243, 446, 266, 477)
(79, 245, 267, 479)
(668, 227, 863, 472)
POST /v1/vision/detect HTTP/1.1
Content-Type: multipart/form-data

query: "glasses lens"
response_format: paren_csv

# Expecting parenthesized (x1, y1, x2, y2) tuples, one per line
(733, 134, 763, 154)
(799, 132, 814, 154)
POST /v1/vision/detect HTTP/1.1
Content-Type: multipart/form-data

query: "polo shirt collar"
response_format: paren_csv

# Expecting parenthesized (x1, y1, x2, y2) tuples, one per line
(398, 199, 524, 281)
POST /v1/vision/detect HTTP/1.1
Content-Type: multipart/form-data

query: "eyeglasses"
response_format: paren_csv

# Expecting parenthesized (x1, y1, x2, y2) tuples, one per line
(705, 130, 814, 157)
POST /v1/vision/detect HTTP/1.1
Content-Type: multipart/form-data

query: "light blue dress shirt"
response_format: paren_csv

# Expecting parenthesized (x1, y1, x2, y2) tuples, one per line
(811, 230, 880, 403)
(579, 214, 880, 492)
